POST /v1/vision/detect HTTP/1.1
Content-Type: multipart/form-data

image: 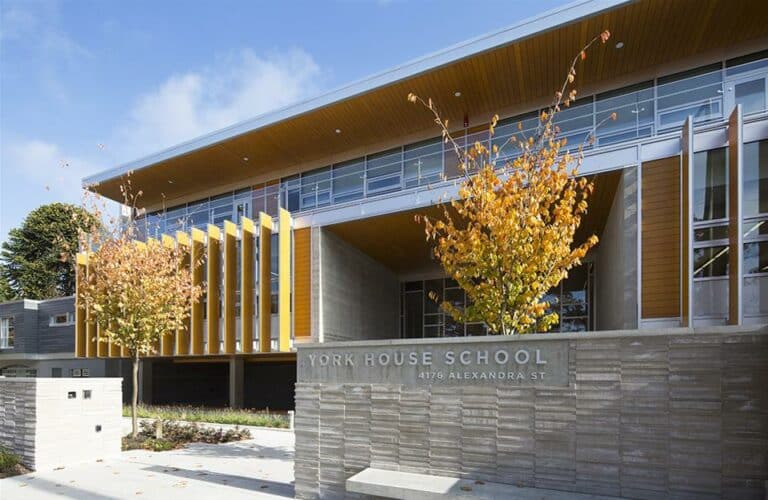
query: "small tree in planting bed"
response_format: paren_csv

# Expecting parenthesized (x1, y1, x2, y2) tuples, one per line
(412, 31, 614, 335)
(78, 181, 202, 437)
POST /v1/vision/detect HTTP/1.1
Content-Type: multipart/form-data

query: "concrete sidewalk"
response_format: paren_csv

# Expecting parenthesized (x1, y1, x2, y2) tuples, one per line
(0, 427, 294, 499)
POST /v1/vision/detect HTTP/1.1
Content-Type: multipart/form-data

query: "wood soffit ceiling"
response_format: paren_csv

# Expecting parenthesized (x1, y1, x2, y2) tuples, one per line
(327, 170, 621, 275)
(92, 0, 768, 206)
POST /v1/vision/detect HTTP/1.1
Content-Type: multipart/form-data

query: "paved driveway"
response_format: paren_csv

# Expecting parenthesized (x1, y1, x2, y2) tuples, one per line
(0, 427, 294, 499)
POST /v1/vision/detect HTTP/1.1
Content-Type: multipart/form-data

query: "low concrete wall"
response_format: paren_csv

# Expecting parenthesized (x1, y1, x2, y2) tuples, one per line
(0, 377, 122, 471)
(294, 326, 768, 499)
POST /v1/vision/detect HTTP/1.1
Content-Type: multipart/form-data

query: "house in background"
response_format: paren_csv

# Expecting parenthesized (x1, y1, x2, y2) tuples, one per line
(0, 297, 128, 382)
(75, 0, 768, 409)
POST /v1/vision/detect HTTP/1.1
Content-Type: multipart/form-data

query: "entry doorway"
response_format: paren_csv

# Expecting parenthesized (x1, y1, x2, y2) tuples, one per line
(399, 262, 595, 337)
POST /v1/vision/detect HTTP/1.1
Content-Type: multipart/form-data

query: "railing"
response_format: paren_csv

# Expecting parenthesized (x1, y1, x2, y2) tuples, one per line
(283, 57, 766, 215)
(137, 57, 768, 237)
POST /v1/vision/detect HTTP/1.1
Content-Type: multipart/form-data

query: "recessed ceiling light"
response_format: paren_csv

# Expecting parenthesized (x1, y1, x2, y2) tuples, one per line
(168, 180, 174, 184)
(243, 156, 249, 161)
(335, 129, 341, 134)
(615, 41, 624, 49)
(454, 91, 462, 97)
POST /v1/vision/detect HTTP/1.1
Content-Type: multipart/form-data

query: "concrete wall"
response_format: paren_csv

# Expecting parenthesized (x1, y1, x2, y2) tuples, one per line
(0, 377, 122, 471)
(294, 326, 768, 499)
(596, 167, 638, 331)
(312, 227, 400, 342)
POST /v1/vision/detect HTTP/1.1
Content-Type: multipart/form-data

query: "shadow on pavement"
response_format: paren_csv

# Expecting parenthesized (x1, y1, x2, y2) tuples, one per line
(2, 474, 120, 500)
(142, 464, 294, 498)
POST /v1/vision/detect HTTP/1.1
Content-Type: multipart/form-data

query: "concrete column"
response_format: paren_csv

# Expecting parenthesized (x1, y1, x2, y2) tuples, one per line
(229, 356, 244, 409)
(138, 358, 153, 405)
(596, 166, 639, 331)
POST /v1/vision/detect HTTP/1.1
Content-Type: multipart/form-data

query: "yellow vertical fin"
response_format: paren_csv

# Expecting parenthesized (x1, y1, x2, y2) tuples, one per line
(75, 252, 87, 358)
(207, 225, 221, 354)
(190, 228, 205, 355)
(160, 234, 177, 356)
(278, 208, 292, 352)
(241, 217, 255, 354)
(223, 221, 237, 354)
(176, 231, 191, 355)
(259, 212, 273, 353)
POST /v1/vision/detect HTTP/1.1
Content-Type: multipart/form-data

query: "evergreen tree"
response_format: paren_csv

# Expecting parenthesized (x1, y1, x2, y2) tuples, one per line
(1, 203, 98, 299)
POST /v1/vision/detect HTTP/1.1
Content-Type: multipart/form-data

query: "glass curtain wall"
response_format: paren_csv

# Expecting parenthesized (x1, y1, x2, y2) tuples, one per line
(400, 263, 593, 338)
(135, 54, 767, 234)
(743, 140, 768, 320)
(692, 147, 729, 320)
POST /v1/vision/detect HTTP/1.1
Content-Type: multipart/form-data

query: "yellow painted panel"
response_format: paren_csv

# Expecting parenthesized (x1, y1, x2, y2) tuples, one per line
(191, 228, 205, 355)
(278, 208, 292, 352)
(223, 221, 237, 354)
(108, 326, 121, 358)
(176, 231, 191, 355)
(75, 253, 87, 358)
(145, 239, 161, 355)
(207, 225, 221, 354)
(241, 217, 255, 354)
(86, 312, 97, 358)
(160, 234, 176, 356)
(259, 212, 272, 353)
(96, 323, 108, 357)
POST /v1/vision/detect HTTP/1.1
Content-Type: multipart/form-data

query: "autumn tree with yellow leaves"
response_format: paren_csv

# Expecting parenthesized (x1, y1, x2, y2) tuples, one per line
(411, 31, 613, 335)
(78, 180, 202, 437)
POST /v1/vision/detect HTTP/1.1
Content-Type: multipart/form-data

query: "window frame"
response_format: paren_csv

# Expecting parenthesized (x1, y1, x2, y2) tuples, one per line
(0, 316, 14, 349)
(49, 312, 75, 327)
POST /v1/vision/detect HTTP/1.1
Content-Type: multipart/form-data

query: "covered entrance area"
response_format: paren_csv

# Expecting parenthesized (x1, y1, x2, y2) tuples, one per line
(317, 168, 634, 339)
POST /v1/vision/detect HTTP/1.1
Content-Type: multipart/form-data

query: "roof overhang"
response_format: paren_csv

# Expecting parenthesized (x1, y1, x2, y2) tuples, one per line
(84, 0, 768, 206)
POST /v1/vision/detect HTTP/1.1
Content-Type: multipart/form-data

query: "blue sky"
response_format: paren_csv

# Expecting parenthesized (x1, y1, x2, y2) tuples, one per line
(0, 0, 570, 242)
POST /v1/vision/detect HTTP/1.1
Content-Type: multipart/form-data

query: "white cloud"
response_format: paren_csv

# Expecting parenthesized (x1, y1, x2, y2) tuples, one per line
(1, 139, 94, 200)
(113, 48, 321, 161)
(1, 47, 323, 241)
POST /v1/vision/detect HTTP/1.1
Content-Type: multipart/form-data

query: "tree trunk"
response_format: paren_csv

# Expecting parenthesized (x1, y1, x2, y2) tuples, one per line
(132, 352, 139, 438)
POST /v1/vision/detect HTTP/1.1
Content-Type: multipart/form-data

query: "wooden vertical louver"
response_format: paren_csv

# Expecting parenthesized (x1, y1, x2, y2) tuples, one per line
(293, 227, 312, 338)
(641, 156, 681, 319)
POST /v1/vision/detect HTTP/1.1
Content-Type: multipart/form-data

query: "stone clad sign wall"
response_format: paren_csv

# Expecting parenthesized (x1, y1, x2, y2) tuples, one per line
(0, 378, 122, 471)
(294, 327, 768, 499)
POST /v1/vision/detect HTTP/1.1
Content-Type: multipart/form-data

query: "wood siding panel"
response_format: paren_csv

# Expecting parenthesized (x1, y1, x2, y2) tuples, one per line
(294, 227, 311, 338)
(642, 156, 681, 318)
(727, 106, 743, 325)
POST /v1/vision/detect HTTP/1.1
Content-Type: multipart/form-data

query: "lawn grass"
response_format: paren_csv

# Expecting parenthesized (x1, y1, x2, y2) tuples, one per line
(123, 404, 290, 428)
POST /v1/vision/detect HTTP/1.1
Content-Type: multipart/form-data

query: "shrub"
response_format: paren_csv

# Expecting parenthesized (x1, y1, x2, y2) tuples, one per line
(123, 404, 289, 428)
(122, 419, 251, 451)
(0, 447, 20, 472)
